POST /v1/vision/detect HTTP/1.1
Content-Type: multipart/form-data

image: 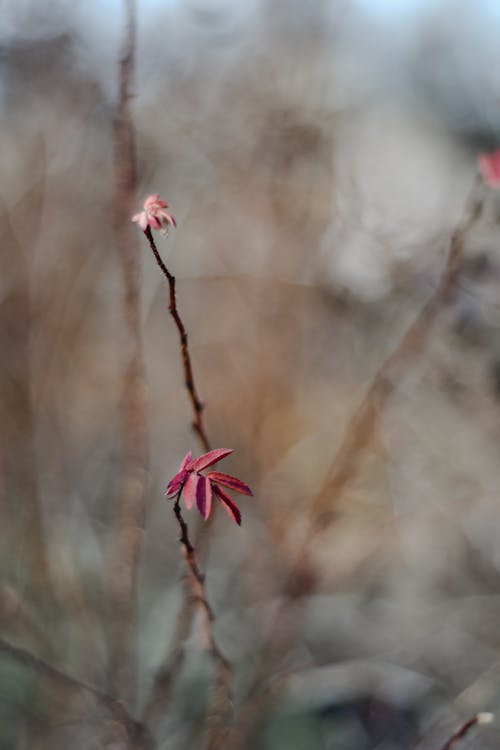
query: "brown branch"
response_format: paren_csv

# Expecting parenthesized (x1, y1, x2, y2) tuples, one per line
(0, 206, 53, 603)
(108, 0, 148, 702)
(437, 713, 494, 750)
(143, 226, 211, 452)
(171, 494, 232, 747)
(0, 583, 54, 656)
(279, 183, 484, 601)
(312, 180, 484, 526)
(0, 636, 154, 750)
(142, 588, 196, 726)
(225, 180, 486, 748)
(224, 674, 284, 750)
(172, 498, 219, 647)
(141, 231, 224, 736)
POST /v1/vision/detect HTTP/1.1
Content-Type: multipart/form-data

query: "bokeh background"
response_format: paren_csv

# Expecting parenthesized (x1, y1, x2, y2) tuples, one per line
(2, 1, 500, 748)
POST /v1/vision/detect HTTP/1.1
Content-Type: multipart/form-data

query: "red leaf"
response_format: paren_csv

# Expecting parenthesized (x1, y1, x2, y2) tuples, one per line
(165, 470, 188, 497)
(182, 472, 201, 510)
(196, 475, 213, 520)
(213, 486, 241, 526)
(179, 451, 193, 471)
(208, 471, 252, 496)
(190, 448, 233, 472)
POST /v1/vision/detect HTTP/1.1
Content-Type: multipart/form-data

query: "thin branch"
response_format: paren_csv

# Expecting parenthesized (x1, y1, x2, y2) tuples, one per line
(143, 226, 211, 451)
(141, 230, 225, 738)
(0, 583, 53, 656)
(311, 180, 483, 526)
(0, 207, 53, 602)
(108, 0, 148, 702)
(282, 184, 484, 600)
(142, 588, 196, 726)
(437, 713, 494, 750)
(172, 497, 222, 652)
(172, 493, 232, 747)
(225, 180, 485, 748)
(136, 49, 227, 744)
(223, 674, 284, 750)
(0, 636, 154, 750)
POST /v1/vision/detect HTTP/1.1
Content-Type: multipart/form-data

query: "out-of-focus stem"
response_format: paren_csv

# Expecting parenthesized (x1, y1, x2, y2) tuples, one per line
(0, 636, 154, 750)
(172, 493, 232, 748)
(142, 585, 195, 725)
(0, 211, 53, 603)
(108, 0, 148, 704)
(225, 179, 485, 749)
(437, 712, 494, 750)
(311, 180, 484, 526)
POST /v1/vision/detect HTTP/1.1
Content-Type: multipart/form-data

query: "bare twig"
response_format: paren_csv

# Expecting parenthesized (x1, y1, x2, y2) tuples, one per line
(312, 181, 483, 526)
(0, 204, 53, 601)
(172, 498, 217, 647)
(437, 712, 494, 750)
(141, 229, 227, 740)
(225, 180, 485, 748)
(136, 45, 235, 746)
(171, 493, 232, 748)
(142, 587, 196, 726)
(223, 674, 284, 750)
(108, 0, 148, 702)
(0, 636, 154, 750)
(143, 226, 211, 452)
(0, 583, 53, 656)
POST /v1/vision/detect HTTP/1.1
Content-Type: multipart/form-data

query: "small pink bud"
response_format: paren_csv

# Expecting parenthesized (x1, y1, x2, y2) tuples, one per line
(132, 193, 177, 233)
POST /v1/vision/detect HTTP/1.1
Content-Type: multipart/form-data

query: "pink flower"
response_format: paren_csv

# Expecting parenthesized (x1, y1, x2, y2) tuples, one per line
(479, 149, 500, 188)
(132, 194, 177, 233)
(165, 449, 252, 525)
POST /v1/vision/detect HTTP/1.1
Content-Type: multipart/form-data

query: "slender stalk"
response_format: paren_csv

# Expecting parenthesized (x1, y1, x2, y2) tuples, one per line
(142, 587, 195, 725)
(0, 637, 154, 750)
(171, 493, 232, 748)
(143, 226, 211, 451)
(172, 496, 221, 646)
(0, 210, 52, 602)
(140, 231, 227, 738)
(225, 180, 485, 749)
(108, 0, 148, 702)
(311, 180, 483, 526)
(437, 713, 494, 750)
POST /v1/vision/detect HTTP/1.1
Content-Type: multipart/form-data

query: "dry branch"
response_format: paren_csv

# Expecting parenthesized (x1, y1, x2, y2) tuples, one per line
(0, 636, 153, 750)
(172, 496, 232, 749)
(437, 712, 494, 750)
(143, 226, 211, 452)
(312, 181, 483, 525)
(108, 0, 148, 702)
(225, 179, 485, 748)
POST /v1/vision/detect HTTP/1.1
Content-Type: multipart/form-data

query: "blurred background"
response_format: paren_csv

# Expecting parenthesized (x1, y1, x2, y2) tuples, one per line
(2, 0, 500, 748)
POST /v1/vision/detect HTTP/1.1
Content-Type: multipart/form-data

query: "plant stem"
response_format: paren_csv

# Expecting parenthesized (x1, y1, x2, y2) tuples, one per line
(0, 637, 153, 750)
(144, 226, 211, 451)
(108, 0, 148, 703)
(171, 494, 232, 747)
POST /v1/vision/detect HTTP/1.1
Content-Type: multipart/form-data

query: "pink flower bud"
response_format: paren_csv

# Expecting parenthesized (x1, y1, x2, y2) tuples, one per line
(132, 193, 177, 233)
